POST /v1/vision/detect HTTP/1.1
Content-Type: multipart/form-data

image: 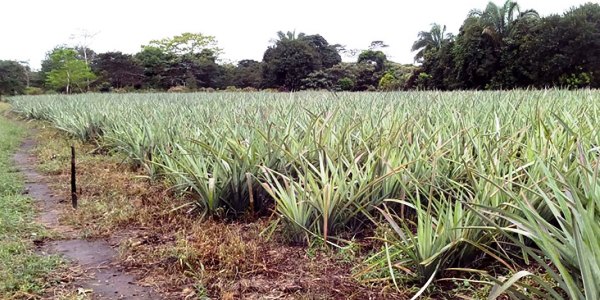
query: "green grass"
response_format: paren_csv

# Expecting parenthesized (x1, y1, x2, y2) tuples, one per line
(0, 103, 61, 298)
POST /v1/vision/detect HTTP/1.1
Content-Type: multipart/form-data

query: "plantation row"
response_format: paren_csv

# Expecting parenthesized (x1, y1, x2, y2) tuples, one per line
(9, 90, 600, 299)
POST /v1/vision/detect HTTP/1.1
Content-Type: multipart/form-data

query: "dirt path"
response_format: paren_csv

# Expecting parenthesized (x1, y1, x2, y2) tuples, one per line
(14, 137, 161, 299)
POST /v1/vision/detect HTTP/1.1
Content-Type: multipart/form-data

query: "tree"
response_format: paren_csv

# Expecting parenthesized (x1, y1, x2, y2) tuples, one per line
(184, 49, 220, 88)
(414, 2, 599, 90)
(469, 0, 539, 43)
(232, 60, 262, 88)
(41, 46, 66, 83)
(337, 46, 361, 60)
(0, 60, 27, 98)
(214, 63, 236, 89)
(301, 35, 342, 68)
(357, 50, 387, 72)
(92, 52, 144, 89)
(556, 3, 600, 88)
(369, 40, 389, 50)
(487, 15, 542, 88)
(419, 40, 457, 89)
(378, 63, 418, 91)
(518, 3, 600, 88)
(354, 62, 380, 90)
(301, 70, 334, 90)
(272, 30, 306, 43)
(74, 46, 97, 66)
(17, 61, 32, 88)
(146, 32, 222, 57)
(452, 17, 500, 89)
(319, 63, 360, 91)
(69, 30, 99, 91)
(135, 46, 174, 89)
(411, 23, 454, 62)
(337, 77, 355, 91)
(69, 29, 99, 66)
(44, 48, 96, 93)
(137, 33, 223, 90)
(262, 39, 320, 90)
(262, 31, 341, 90)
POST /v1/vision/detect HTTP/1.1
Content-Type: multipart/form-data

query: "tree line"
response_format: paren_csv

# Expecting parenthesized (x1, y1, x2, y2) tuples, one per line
(414, 1, 600, 89)
(0, 1, 598, 96)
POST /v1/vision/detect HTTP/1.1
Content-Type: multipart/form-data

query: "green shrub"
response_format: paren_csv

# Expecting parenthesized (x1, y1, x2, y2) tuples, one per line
(24, 87, 44, 95)
(337, 77, 355, 91)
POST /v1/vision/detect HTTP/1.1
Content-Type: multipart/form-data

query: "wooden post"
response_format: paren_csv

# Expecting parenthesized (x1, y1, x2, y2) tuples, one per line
(71, 145, 78, 209)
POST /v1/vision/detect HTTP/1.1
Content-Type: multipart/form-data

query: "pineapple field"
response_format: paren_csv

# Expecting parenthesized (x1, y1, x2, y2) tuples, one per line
(8, 90, 600, 299)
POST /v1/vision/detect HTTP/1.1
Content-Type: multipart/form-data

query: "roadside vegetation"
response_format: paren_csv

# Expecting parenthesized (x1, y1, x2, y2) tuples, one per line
(0, 103, 61, 298)
(9, 90, 600, 299)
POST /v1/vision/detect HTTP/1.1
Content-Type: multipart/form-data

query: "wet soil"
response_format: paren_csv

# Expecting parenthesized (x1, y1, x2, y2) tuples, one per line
(14, 137, 161, 299)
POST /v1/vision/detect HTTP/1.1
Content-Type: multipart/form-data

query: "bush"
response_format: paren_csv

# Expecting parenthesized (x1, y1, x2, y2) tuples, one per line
(560, 72, 593, 89)
(24, 87, 44, 95)
(96, 82, 112, 93)
(378, 73, 401, 91)
(416, 72, 432, 90)
(337, 77, 355, 91)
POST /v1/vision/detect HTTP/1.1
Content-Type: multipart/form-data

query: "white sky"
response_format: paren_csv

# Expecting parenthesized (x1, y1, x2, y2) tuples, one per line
(0, 0, 595, 70)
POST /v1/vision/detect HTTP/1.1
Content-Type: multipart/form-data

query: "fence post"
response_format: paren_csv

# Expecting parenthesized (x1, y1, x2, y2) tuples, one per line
(71, 145, 77, 209)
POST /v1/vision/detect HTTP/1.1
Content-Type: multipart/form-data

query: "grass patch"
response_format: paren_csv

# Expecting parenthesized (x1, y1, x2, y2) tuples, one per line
(0, 103, 62, 298)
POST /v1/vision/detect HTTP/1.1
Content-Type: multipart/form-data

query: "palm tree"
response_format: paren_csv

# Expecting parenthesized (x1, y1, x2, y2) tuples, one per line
(469, 0, 539, 42)
(411, 23, 454, 62)
(271, 30, 306, 44)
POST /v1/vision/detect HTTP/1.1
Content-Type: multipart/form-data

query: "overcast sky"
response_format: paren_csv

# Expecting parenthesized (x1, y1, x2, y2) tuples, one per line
(0, 0, 594, 69)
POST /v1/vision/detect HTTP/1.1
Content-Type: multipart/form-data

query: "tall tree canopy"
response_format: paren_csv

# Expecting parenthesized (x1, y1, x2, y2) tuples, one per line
(134, 33, 224, 90)
(357, 50, 387, 72)
(263, 39, 320, 90)
(415, 1, 599, 90)
(273, 30, 306, 43)
(469, 0, 539, 43)
(411, 23, 454, 62)
(92, 52, 144, 89)
(302, 35, 342, 68)
(233, 60, 263, 89)
(145, 32, 222, 57)
(262, 31, 340, 90)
